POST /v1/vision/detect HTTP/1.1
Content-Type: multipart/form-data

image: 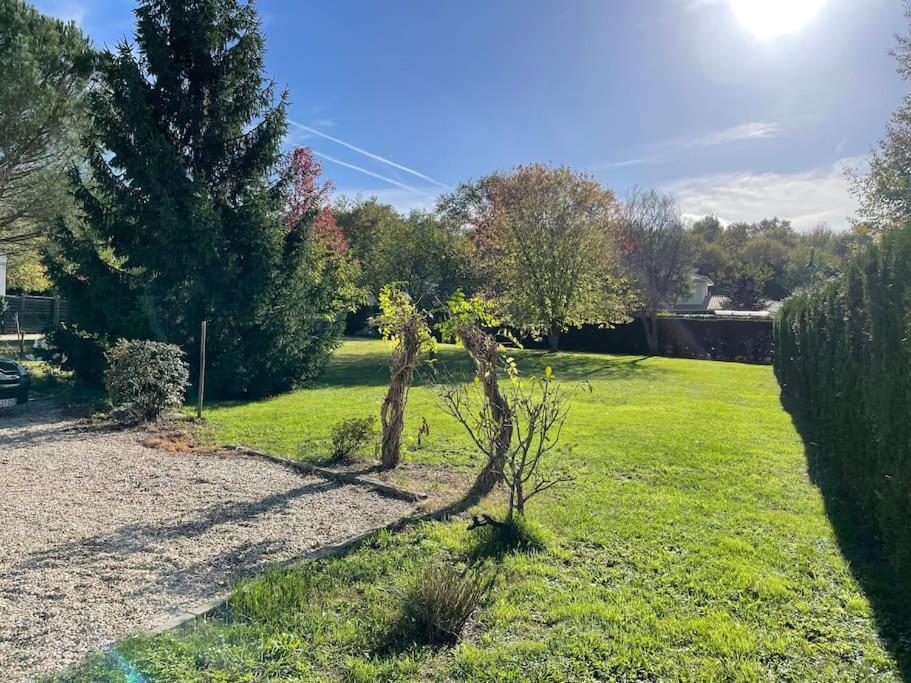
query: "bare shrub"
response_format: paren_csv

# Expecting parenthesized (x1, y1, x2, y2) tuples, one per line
(441, 367, 574, 521)
(399, 562, 495, 645)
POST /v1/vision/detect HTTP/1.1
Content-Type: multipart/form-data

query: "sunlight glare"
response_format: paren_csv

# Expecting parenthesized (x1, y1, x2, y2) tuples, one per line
(729, 0, 827, 40)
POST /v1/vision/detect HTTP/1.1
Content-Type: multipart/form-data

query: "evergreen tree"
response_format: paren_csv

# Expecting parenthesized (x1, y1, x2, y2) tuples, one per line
(0, 0, 92, 253)
(46, 0, 355, 396)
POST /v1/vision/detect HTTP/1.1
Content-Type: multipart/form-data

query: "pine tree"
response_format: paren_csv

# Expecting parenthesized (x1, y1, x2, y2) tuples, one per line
(46, 0, 356, 396)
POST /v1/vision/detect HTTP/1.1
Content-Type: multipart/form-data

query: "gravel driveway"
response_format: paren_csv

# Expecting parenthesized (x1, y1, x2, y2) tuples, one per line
(0, 402, 415, 682)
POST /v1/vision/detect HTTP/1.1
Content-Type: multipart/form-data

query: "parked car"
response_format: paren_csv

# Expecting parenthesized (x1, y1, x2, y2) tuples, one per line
(0, 357, 30, 407)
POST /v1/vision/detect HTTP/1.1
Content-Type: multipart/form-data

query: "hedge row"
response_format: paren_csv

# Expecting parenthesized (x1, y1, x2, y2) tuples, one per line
(775, 224, 911, 581)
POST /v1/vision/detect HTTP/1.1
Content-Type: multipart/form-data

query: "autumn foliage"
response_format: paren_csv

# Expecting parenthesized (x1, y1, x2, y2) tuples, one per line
(285, 147, 348, 255)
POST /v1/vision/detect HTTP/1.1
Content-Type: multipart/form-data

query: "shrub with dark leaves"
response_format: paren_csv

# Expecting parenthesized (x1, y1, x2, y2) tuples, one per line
(104, 339, 189, 421)
(42, 323, 111, 387)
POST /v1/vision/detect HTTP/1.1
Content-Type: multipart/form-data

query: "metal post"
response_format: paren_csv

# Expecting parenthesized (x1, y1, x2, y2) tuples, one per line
(197, 320, 207, 418)
(14, 312, 23, 359)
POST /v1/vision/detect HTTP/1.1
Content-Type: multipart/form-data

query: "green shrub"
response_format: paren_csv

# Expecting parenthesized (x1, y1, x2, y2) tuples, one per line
(399, 562, 494, 645)
(41, 323, 110, 387)
(775, 222, 911, 583)
(104, 339, 189, 421)
(329, 416, 377, 461)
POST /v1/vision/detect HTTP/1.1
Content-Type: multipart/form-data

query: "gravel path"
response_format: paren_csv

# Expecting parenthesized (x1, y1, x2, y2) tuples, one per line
(0, 402, 415, 682)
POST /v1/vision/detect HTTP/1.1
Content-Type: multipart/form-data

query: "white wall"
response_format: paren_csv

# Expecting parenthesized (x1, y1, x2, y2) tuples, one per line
(681, 279, 709, 306)
(0, 253, 6, 297)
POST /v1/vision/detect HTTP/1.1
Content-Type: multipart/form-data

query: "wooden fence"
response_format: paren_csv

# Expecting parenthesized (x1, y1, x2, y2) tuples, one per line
(0, 295, 70, 335)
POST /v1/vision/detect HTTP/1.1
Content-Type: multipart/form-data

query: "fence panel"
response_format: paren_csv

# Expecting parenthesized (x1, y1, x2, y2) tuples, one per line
(0, 295, 69, 334)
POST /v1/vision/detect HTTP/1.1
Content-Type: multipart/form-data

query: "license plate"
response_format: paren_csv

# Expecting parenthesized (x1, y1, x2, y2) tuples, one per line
(0, 398, 17, 408)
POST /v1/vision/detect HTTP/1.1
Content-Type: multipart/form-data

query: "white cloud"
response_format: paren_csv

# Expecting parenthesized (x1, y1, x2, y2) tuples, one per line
(596, 121, 782, 169)
(683, 121, 781, 148)
(664, 156, 865, 231)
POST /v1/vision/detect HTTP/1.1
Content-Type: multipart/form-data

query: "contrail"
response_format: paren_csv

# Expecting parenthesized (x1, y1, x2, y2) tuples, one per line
(289, 120, 448, 189)
(313, 151, 418, 192)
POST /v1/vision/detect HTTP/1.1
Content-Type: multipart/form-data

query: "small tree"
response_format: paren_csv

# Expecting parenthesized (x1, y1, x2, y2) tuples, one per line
(373, 285, 435, 469)
(616, 188, 695, 354)
(725, 263, 771, 310)
(440, 361, 573, 520)
(502, 371, 573, 520)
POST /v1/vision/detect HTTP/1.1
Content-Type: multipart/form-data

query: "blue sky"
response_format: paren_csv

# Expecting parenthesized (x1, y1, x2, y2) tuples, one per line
(34, 0, 908, 230)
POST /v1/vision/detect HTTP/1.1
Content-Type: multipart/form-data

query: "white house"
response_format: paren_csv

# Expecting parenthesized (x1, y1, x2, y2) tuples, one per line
(673, 272, 721, 312)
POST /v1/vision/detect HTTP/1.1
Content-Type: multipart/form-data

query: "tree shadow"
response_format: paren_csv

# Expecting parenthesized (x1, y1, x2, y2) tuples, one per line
(780, 392, 911, 680)
(12, 480, 337, 579)
(320, 345, 664, 390)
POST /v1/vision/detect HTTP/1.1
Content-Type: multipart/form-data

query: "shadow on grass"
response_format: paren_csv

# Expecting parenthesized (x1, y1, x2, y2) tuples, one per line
(464, 515, 552, 562)
(781, 392, 911, 680)
(318, 343, 665, 390)
(200, 342, 666, 414)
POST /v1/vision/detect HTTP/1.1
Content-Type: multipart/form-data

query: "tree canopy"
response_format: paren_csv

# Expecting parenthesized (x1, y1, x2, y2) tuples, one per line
(689, 216, 856, 308)
(853, 1, 911, 232)
(0, 0, 92, 258)
(46, 0, 357, 396)
(335, 197, 475, 306)
(616, 188, 694, 353)
(439, 164, 632, 351)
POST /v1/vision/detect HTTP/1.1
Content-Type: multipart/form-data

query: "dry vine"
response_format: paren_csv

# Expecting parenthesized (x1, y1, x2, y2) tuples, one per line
(373, 285, 434, 468)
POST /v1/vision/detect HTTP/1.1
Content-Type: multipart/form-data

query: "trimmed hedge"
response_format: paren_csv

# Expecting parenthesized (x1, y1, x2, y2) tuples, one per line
(775, 224, 911, 581)
(522, 317, 773, 363)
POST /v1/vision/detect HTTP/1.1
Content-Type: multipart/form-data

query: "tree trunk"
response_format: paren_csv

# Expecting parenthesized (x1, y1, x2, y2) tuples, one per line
(458, 324, 513, 496)
(642, 310, 659, 355)
(547, 323, 561, 353)
(380, 380, 406, 468)
(380, 330, 420, 469)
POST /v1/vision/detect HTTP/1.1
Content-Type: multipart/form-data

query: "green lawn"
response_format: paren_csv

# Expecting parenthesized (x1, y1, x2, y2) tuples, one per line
(57, 338, 903, 681)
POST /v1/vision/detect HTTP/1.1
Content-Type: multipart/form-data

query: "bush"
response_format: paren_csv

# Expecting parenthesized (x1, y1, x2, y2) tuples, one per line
(775, 222, 911, 583)
(329, 416, 377, 461)
(399, 562, 494, 645)
(41, 323, 110, 387)
(104, 339, 189, 421)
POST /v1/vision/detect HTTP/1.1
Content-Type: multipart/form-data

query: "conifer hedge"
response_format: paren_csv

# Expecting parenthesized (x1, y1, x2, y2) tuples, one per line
(775, 223, 911, 580)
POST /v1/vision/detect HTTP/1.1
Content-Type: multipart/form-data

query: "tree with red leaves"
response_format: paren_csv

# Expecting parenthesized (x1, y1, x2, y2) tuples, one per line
(285, 147, 348, 255)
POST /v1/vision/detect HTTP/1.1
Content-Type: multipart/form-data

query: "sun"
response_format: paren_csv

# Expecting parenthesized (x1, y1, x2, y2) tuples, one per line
(729, 0, 827, 40)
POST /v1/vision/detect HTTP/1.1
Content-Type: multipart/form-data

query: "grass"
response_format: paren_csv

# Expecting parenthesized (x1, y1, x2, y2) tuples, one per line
(52, 338, 905, 681)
